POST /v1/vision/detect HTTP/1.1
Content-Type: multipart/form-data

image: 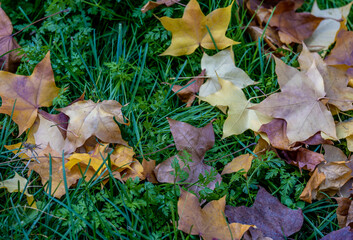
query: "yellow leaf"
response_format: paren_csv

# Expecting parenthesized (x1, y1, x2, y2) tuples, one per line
(336, 119, 353, 152)
(158, 0, 238, 56)
(221, 153, 253, 176)
(0, 172, 36, 208)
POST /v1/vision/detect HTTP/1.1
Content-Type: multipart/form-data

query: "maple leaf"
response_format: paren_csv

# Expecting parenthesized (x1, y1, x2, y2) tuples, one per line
(178, 189, 252, 240)
(336, 118, 353, 152)
(268, 0, 323, 44)
(298, 44, 353, 111)
(168, 69, 205, 107)
(141, 0, 180, 13)
(325, 29, 353, 70)
(0, 172, 36, 207)
(198, 48, 256, 97)
(0, 5, 22, 72)
(154, 118, 222, 195)
(300, 145, 352, 203)
(225, 186, 304, 240)
(250, 60, 337, 144)
(0, 52, 59, 135)
(59, 100, 128, 153)
(221, 153, 253, 176)
(304, 1, 353, 51)
(199, 77, 271, 138)
(158, 0, 238, 56)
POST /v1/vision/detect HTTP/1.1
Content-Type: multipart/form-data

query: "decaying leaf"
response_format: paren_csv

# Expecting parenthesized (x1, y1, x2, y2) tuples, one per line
(225, 186, 304, 239)
(169, 69, 205, 107)
(0, 172, 36, 207)
(59, 100, 128, 153)
(154, 118, 222, 195)
(300, 145, 352, 203)
(200, 77, 271, 138)
(335, 197, 353, 228)
(305, 1, 353, 51)
(321, 226, 353, 240)
(298, 44, 353, 111)
(158, 0, 238, 56)
(251, 60, 337, 143)
(178, 189, 252, 240)
(0, 5, 22, 72)
(221, 153, 253, 176)
(278, 148, 325, 172)
(141, 0, 180, 13)
(325, 29, 353, 69)
(336, 118, 353, 152)
(142, 158, 157, 183)
(199, 48, 255, 97)
(0, 52, 60, 135)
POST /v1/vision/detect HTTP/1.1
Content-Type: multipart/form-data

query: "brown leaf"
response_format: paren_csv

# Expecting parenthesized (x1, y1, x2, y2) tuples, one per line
(325, 29, 353, 69)
(221, 153, 253, 176)
(278, 148, 325, 172)
(141, 0, 180, 13)
(251, 59, 337, 144)
(0, 52, 60, 135)
(154, 119, 222, 195)
(169, 69, 205, 107)
(0, 5, 22, 72)
(225, 186, 304, 239)
(59, 100, 128, 153)
(269, 0, 323, 44)
(299, 168, 326, 203)
(335, 197, 353, 228)
(242, 227, 274, 240)
(142, 158, 157, 183)
(178, 189, 252, 240)
(321, 226, 353, 240)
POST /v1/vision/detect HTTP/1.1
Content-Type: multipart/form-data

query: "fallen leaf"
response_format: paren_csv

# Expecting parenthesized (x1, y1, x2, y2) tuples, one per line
(278, 148, 325, 172)
(142, 158, 157, 183)
(199, 48, 255, 97)
(178, 189, 252, 240)
(299, 168, 326, 203)
(304, 1, 353, 51)
(169, 69, 205, 107)
(242, 227, 274, 240)
(154, 118, 222, 195)
(0, 52, 60, 135)
(221, 153, 253, 176)
(199, 77, 271, 138)
(27, 145, 81, 198)
(59, 100, 128, 153)
(141, 0, 180, 13)
(251, 61, 337, 144)
(335, 197, 353, 228)
(158, 0, 238, 56)
(269, 0, 323, 44)
(321, 226, 353, 240)
(336, 118, 353, 152)
(0, 172, 36, 207)
(298, 44, 353, 111)
(325, 29, 353, 69)
(225, 186, 304, 240)
(0, 5, 22, 72)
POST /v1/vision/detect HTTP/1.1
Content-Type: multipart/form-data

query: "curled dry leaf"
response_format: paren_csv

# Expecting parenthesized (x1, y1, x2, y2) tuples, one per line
(0, 52, 59, 135)
(0, 5, 22, 72)
(154, 118, 221, 195)
(225, 186, 304, 240)
(199, 77, 271, 138)
(141, 0, 180, 13)
(299, 168, 325, 203)
(0, 172, 36, 207)
(199, 48, 255, 97)
(178, 189, 252, 240)
(221, 153, 253, 176)
(305, 1, 353, 51)
(142, 158, 157, 183)
(59, 100, 128, 153)
(335, 197, 353, 228)
(158, 0, 238, 56)
(169, 69, 205, 107)
(251, 60, 337, 144)
(278, 148, 325, 172)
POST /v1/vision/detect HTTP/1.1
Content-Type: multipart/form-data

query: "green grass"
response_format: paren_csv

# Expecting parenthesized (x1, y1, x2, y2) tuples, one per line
(0, 0, 352, 239)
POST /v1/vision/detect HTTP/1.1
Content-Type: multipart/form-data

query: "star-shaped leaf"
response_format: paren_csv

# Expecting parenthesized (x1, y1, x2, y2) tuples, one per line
(158, 0, 238, 56)
(0, 52, 59, 135)
(200, 77, 271, 138)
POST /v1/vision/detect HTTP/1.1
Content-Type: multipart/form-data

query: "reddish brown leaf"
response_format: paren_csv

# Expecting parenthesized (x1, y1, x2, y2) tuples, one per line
(142, 158, 157, 183)
(0, 5, 22, 72)
(225, 186, 304, 240)
(335, 197, 353, 228)
(278, 148, 325, 171)
(141, 0, 180, 13)
(325, 30, 353, 69)
(169, 69, 205, 107)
